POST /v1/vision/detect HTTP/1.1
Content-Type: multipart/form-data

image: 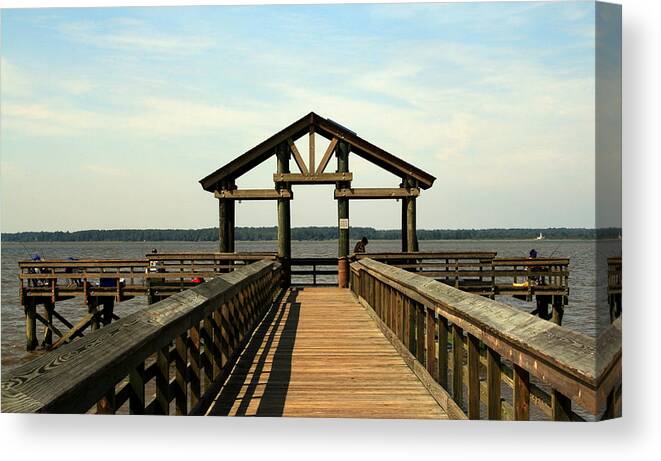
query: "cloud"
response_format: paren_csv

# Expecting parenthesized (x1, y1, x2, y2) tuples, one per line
(55, 19, 215, 56)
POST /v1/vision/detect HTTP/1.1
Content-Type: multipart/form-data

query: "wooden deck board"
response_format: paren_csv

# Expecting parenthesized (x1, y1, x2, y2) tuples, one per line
(206, 287, 448, 419)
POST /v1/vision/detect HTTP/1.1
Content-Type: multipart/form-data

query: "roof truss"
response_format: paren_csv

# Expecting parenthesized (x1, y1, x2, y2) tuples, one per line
(200, 112, 436, 192)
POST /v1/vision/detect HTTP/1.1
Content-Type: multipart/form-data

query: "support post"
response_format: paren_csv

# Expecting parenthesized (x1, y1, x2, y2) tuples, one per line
(405, 178, 419, 252)
(228, 197, 235, 253)
(276, 143, 291, 287)
(25, 300, 37, 351)
(401, 188, 408, 252)
(218, 180, 236, 254)
(88, 298, 100, 331)
(101, 298, 114, 326)
(337, 140, 350, 287)
(42, 301, 55, 347)
(218, 198, 229, 253)
(551, 295, 564, 325)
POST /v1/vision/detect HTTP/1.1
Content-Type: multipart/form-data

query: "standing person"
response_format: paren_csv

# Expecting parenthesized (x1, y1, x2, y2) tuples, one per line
(353, 236, 369, 254)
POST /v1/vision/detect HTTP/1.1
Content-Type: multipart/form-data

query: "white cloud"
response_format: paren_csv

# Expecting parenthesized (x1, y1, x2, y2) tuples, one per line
(55, 19, 215, 56)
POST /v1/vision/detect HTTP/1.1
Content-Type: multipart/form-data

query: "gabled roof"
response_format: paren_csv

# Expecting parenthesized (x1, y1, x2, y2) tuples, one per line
(200, 112, 436, 191)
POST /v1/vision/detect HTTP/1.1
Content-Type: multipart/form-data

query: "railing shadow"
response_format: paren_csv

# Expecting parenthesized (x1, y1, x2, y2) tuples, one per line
(207, 288, 301, 416)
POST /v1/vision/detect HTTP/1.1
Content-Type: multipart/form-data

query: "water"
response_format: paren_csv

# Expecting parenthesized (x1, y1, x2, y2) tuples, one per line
(1, 239, 620, 372)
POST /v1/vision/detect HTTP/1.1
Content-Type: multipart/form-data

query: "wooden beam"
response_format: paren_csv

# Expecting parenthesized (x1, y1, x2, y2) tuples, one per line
(214, 189, 292, 200)
(315, 137, 338, 175)
(334, 188, 420, 199)
(273, 172, 352, 184)
(309, 125, 315, 173)
(288, 139, 309, 176)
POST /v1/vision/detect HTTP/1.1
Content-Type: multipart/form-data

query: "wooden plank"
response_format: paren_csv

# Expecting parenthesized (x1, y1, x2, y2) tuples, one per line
(288, 138, 309, 175)
(309, 125, 315, 173)
(207, 287, 450, 419)
(334, 188, 420, 200)
(214, 189, 292, 200)
(272, 172, 352, 184)
(50, 312, 94, 349)
(315, 137, 338, 175)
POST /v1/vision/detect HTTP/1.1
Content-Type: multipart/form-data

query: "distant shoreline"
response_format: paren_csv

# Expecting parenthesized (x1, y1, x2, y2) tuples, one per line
(1, 226, 622, 243)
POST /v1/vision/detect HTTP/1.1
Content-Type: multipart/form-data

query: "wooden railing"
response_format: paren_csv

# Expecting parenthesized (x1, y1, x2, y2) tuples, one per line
(350, 258, 621, 420)
(2, 259, 282, 414)
(19, 253, 278, 303)
(352, 252, 569, 300)
(290, 257, 338, 285)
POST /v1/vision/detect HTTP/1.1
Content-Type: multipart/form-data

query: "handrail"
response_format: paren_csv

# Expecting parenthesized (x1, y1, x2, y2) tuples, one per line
(351, 251, 570, 302)
(2, 259, 282, 414)
(350, 258, 621, 420)
(290, 257, 338, 285)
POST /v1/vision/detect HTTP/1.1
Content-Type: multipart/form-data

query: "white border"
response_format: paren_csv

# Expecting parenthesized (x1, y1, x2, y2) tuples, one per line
(1, 1, 658, 460)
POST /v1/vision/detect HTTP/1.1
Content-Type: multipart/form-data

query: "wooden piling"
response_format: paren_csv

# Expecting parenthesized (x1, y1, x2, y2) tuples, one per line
(101, 298, 114, 326)
(551, 295, 564, 325)
(42, 301, 54, 348)
(25, 300, 37, 351)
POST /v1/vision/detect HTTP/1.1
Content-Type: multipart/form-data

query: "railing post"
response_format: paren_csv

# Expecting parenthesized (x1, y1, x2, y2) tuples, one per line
(408, 298, 416, 356)
(202, 317, 214, 391)
(452, 324, 464, 407)
(438, 316, 449, 389)
(175, 332, 188, 415)
(188, 323, 202, 409)
(467, 333, 480, 419)
(416, 303, 426, 364)
(513, 364, 530, 420)
(155, 345, 170, 415)
(426, 308, 437, 380)
(487, 348, 502, 420)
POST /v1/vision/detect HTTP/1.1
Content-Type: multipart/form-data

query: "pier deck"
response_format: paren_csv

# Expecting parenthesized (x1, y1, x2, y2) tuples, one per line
(207, 287, 448, 419)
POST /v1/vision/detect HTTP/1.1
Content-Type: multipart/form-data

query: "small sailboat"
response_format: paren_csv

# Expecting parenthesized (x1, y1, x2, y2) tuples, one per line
(536, 232, 545, 240)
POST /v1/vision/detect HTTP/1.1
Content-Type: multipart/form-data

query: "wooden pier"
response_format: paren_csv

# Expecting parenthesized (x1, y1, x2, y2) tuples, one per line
(2, 113, 621, 420)
(2, 258, 621, 420)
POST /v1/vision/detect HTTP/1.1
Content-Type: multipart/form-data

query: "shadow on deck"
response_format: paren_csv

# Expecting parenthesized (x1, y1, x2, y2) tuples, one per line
(206, 287, 448, 419)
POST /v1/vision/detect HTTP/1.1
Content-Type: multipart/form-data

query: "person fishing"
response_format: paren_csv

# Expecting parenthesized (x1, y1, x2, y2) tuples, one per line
(528, 248, 544, 285)
(353, 236, 369, 254)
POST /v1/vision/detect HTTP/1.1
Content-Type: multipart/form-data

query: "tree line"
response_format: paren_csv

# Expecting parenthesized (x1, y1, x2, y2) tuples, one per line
(2, 227, 622, 242)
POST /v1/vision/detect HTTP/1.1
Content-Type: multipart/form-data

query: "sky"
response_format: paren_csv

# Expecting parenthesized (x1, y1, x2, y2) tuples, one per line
(0, 1, 618, 233)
